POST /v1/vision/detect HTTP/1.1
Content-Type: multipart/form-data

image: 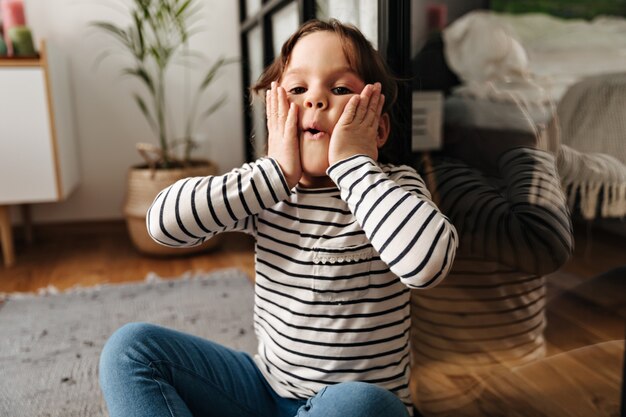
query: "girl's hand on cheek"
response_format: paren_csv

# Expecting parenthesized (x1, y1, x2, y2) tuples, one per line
(266, 82, 302, 189)
(328, 83, 385, 166)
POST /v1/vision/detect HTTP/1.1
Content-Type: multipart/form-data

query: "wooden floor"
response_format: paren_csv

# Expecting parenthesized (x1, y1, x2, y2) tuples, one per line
(0, 220, 255, 293)
(1, 219, 623, 348)
(1, 218, 622, 291)
(0, 218, 624, 416)
(1, 220, 624, 346)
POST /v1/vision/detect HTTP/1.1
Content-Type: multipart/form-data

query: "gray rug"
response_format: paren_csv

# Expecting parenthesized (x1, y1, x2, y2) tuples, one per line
(0, 269, 256, 417)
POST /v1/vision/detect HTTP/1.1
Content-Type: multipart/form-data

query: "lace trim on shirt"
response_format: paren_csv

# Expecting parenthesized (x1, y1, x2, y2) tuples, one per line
(312, 247, 372, 264)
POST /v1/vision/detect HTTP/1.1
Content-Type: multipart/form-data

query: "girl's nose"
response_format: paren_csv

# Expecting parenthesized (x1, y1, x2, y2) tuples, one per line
(304, 92, 327, 109)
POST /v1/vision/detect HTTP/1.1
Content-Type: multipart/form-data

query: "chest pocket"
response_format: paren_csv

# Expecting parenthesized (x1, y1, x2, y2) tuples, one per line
(311, 244, 373, 302)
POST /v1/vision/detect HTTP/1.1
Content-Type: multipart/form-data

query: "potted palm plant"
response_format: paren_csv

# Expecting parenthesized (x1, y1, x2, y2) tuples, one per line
(94, 0, 232, 255)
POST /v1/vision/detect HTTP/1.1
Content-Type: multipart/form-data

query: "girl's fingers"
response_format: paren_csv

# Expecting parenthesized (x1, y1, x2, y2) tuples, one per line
(355, 84, 373, 123)
(365, 84, 382, 127)
(277, 86, 287, 125)
(267, 83, 295, 144)
(338, 95, 360, 125)
(266, 89, 274, 130)
(370, 93, 385, 129)
(270, 82, 278, 123)
(284, 102, 298, 139)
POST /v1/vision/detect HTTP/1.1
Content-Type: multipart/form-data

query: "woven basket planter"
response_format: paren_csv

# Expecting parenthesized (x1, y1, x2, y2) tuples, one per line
(123, 160, 221, 256)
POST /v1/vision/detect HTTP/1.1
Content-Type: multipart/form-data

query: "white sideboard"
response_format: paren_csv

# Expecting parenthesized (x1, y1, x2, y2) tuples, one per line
(0, 41, 80, 266)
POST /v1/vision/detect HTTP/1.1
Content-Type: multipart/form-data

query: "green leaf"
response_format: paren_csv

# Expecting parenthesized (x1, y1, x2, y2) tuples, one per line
(174, 50, 206, 70)
(201, 94, 228, 119)
(176, 0, 193, 18)
(133, 93, 158, 133)
(148, 46, 165, 69)
(199, 57, 238, 91)
(91, 22, 131, 49)
(138, 0, 151, 19)
(132, 10, 146, 60)
(122, 67, 156, 95)
(92, 49, 113, 71)
(198, 58, 223, 90)
(185, 26, 204, 38)
(177, 49, 204, 61)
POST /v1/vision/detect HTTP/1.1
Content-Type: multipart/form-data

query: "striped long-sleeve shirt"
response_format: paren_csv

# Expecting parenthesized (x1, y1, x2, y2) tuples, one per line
(411, 147, 573, 415)
(147, 154, 458, 411)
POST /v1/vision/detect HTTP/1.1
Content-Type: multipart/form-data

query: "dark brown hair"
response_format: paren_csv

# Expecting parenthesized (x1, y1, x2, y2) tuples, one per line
(251, 19, 398, 117)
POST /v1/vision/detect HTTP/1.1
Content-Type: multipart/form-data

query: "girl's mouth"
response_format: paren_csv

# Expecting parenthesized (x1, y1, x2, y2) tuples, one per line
(303, 128, 325, 140)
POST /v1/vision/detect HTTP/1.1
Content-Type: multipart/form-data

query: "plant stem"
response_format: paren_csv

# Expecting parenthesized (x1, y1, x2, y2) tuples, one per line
(183, 41, 192, 162)
(157, 66, 169, 167)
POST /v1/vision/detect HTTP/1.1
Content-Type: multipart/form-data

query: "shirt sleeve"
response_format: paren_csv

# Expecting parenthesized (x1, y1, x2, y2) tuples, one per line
(327, 154, 458, 289)
(423, 147, 573, 275)
(147, 157, 291, 247)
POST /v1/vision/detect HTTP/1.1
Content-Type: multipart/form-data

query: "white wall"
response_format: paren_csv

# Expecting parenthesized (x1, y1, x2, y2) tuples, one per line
(16, 0, 245, 223)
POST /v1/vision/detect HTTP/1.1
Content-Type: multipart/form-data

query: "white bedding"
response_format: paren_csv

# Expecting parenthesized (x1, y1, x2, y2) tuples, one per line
(442, 11, 626, 219)
(443, 11, 626, 104)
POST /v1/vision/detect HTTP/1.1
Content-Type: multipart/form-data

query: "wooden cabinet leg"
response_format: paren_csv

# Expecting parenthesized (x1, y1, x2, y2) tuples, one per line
(0, 205, 16, 267)
(20, 204, 33, 244)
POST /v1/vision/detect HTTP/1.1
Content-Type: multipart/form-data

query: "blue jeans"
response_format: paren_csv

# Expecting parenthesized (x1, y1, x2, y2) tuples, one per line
(99, 322, 410, 417)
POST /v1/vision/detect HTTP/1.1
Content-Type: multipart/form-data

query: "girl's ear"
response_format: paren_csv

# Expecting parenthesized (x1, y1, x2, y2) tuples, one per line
(376, 113, 391, 149)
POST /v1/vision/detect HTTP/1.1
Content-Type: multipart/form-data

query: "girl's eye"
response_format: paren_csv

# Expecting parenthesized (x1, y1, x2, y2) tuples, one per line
(332, 86, 352, 95)
(288, 87, 306, 95)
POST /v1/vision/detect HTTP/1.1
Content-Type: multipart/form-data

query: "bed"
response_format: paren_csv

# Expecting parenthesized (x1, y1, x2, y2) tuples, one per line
(438, 1, 626, 220)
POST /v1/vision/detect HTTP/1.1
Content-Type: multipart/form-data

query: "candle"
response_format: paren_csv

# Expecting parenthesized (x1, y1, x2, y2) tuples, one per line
(1, 0, 26, 56)
(0, 0, 25, 27)
(426, 4, 448, 32)
(8, 25, 35, 56)
(0, 35, 7, 56)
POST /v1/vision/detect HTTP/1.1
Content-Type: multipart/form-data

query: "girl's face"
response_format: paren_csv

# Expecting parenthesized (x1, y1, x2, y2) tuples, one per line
(280, 31, 366, 188)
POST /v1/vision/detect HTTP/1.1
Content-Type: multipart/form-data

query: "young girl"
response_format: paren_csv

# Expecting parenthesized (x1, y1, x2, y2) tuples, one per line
(99, 19, 457, 417)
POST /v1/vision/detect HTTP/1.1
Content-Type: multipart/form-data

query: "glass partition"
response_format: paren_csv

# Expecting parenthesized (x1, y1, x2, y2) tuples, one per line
(409, 1, 626, 416)
(245, 0, 262, 18)
(247, 24, 266, 159)
(271, 2, 299, 57)
(316, 0, 378, 47)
